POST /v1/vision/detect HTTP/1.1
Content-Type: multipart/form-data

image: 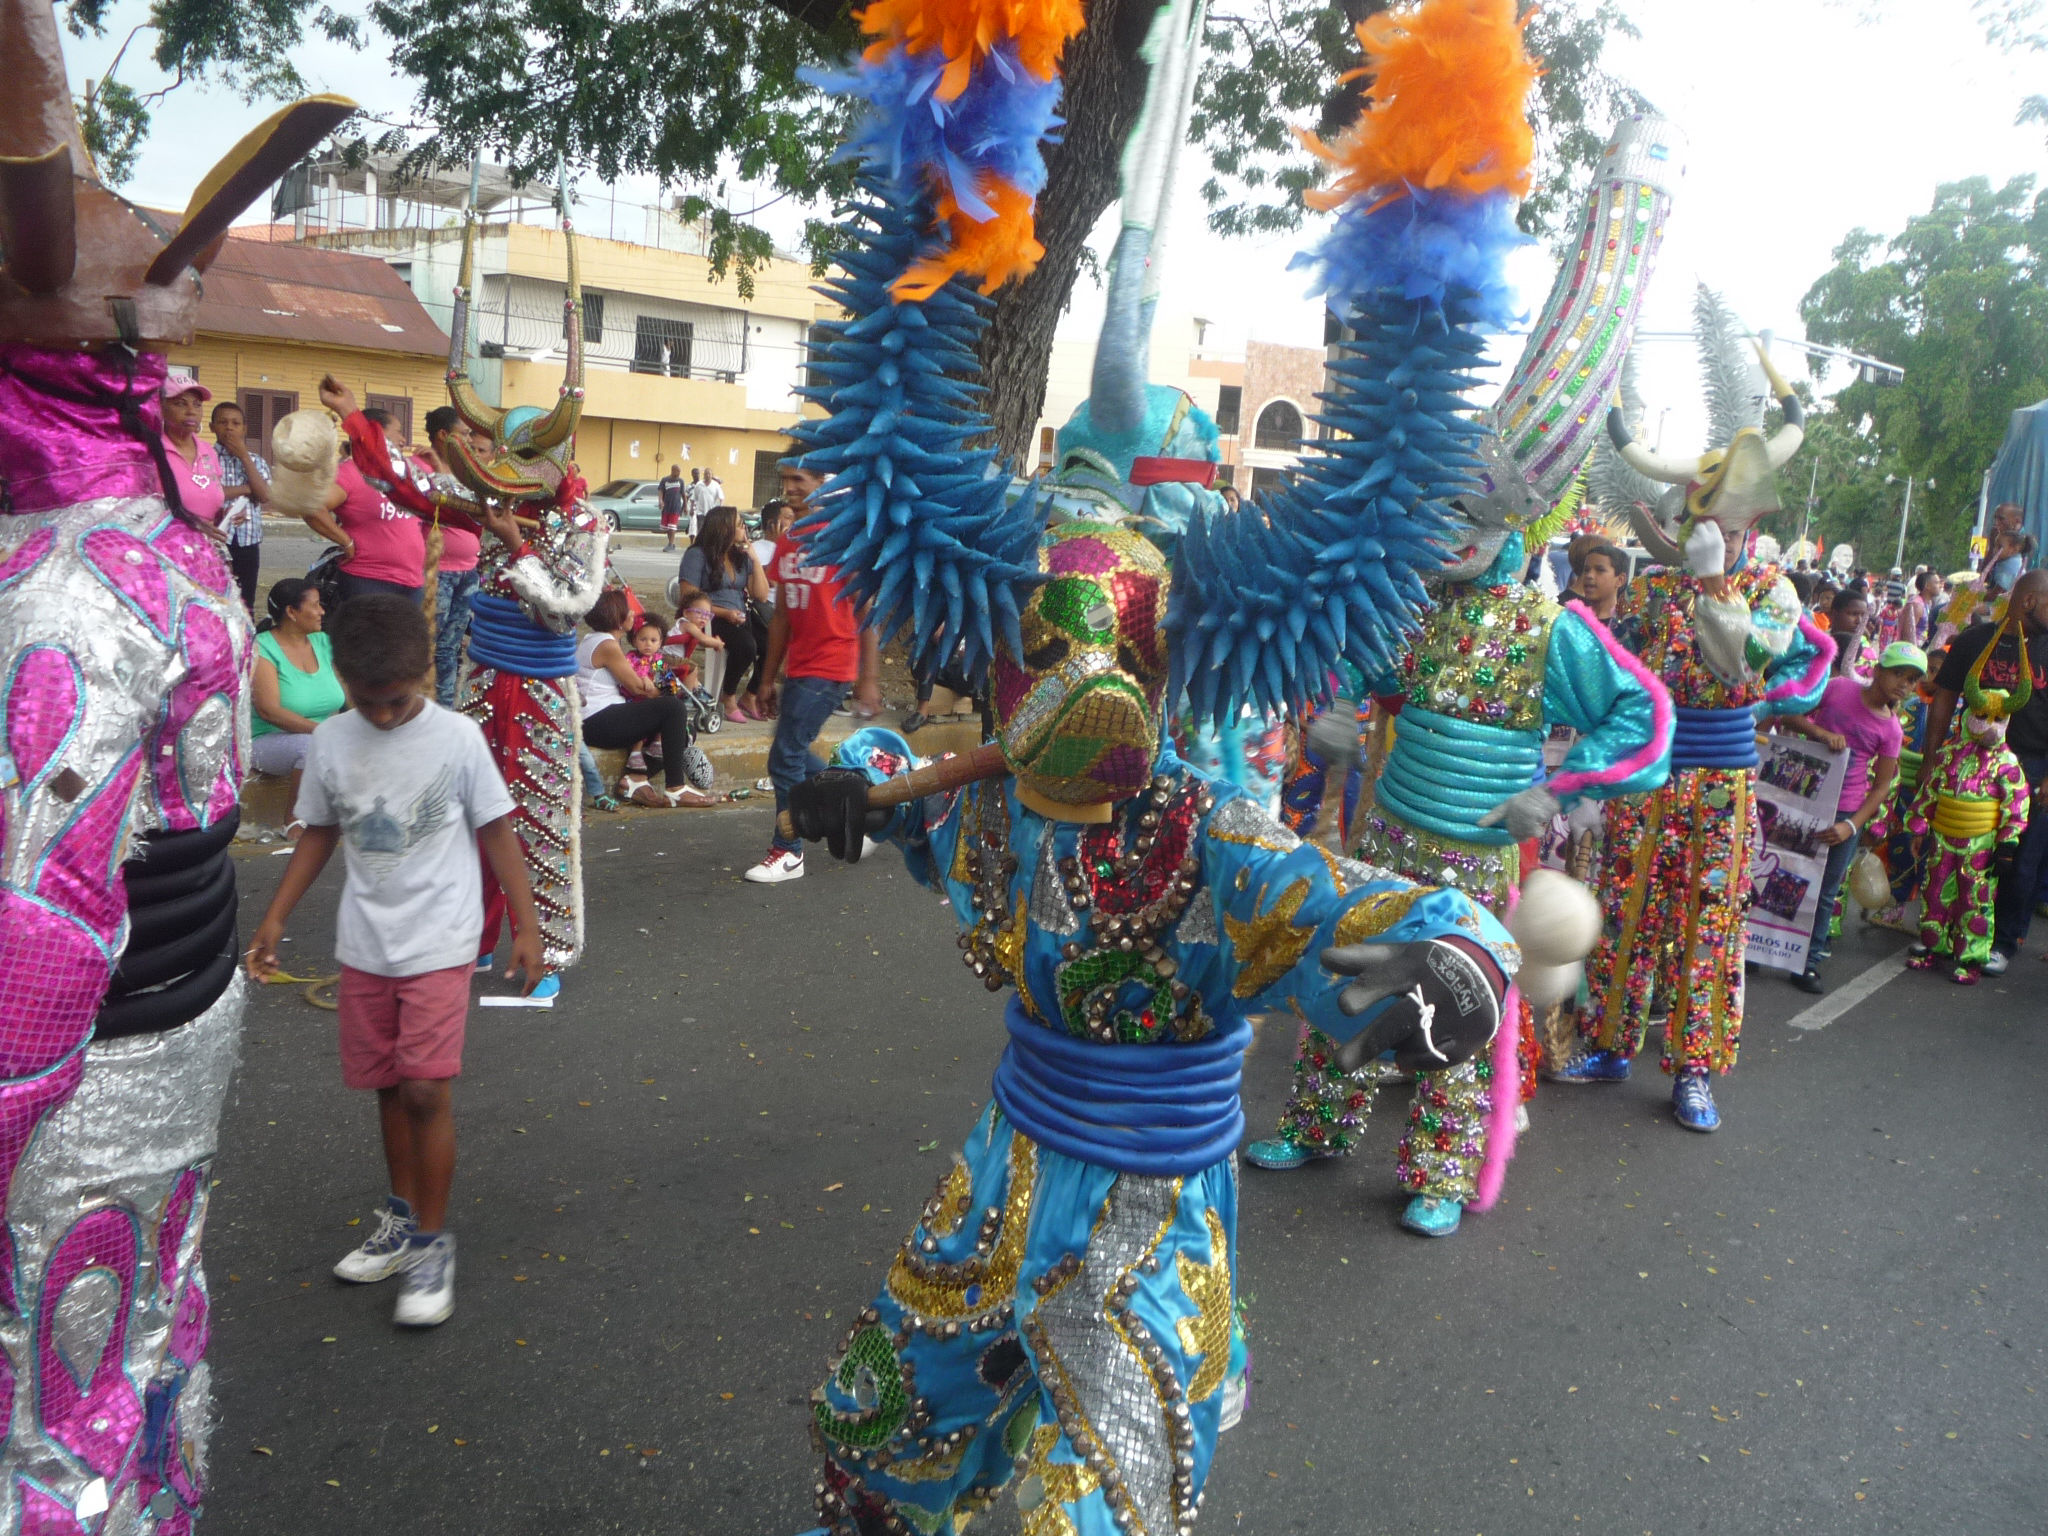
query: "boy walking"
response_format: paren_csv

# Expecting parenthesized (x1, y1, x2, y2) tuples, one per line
(247, 596, 543, 1326)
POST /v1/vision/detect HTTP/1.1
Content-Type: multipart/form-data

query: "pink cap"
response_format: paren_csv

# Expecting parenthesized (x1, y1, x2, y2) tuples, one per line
(161, 375, 211, 402)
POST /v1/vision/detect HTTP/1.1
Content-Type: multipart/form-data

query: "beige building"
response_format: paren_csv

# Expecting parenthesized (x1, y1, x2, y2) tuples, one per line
(1030, 311, 1320, 493)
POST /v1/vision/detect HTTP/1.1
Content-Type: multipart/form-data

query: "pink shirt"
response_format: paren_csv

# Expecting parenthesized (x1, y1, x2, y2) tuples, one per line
(409, 453, 478, 573)
(1809, 675, 1904, 817)
(161, 434, 224, 523)
(335, 458, 424, 587)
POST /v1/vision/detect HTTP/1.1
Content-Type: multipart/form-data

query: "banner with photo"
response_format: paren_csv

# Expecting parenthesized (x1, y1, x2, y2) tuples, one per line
(1746, 734, 1850, 972)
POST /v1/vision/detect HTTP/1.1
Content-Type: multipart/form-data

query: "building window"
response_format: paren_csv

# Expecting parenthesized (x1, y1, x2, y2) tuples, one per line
(1254, 400, 1303, 450)
(236, 388, 298, 460)
(1213, 385, 1241, 436)
(633, 315, 693, 377)
(567, 293, 604, 345)
(365, 393, 413, 445)
(753, 448, 785, 509)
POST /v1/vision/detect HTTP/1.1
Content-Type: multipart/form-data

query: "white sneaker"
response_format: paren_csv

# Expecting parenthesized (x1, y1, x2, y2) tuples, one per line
(393, 1232, 455, 1327)
(333, 1196, 419, 1284)
(744, 849, 805, 884)
(1514, 1102, 1531, 1133)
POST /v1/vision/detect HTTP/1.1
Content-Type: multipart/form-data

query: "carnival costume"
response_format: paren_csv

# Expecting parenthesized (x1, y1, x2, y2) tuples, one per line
(1901, 618, 2031, 981)
(773, 2, 1578, 1530)
(1243, 94, 1683, 1235)
(345, 191, 607, 978)
(1564, 294, 1833, 1130)
(0, 5, 351, 1523)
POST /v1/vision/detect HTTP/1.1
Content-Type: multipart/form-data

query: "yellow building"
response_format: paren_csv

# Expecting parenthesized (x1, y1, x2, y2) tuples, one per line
(163, 231, 450, 455)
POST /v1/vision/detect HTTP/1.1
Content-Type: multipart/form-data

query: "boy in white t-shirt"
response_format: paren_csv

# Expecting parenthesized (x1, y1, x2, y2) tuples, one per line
(247, 595, 544, 1327)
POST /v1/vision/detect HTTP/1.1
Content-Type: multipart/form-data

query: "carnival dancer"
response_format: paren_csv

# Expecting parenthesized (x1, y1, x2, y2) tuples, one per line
(1557, 319, 1833, 1132)
(1242, 93, 1684, 1236)
(0, 6, 351, 1522)
(1903, 614, 2032, 982)
(333, 181, 608, 997)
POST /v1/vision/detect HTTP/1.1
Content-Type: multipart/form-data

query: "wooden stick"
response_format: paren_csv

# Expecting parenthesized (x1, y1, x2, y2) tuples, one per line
(776, 741, 1009, 842)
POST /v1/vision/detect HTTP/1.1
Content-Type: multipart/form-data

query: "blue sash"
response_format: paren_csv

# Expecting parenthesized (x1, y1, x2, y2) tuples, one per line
(1670, 704, 1759, 770)
(465, 593, 578, 679)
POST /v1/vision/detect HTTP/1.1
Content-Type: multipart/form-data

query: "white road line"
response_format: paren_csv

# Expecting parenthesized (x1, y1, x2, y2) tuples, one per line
(1785, 954, 1911, 1031)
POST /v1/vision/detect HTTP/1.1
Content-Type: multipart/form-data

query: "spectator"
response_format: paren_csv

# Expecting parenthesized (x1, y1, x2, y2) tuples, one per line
(680, 506, 772, 721)
(746, 462, 881, 884)
(663, 582, 723, 692)
(1810, 579, 1838, 627)
(902, 640, 975, 734)
(1220, 484, 1241, 513)
(211, 400, 271, 613)
(245, 594, 543, 1329)
(752, 499, 792, 582)
(1925, 569, 2048, 976)
(417, 406, 481, 706)
(317, 406, 425, 605)
(659, 463, 686, 551)
(159, 377, 225, 531)
(685, 467, 711, 536)
(1575, 543, 1628, 623)
(249, 577, 347, 808)
(1828, 586, 1874, 679)
(1779, 642, 1924, 994)
(700, 467, 726, 518)
(1906, 570, 1943, 646)
(577, 589, 715, 807)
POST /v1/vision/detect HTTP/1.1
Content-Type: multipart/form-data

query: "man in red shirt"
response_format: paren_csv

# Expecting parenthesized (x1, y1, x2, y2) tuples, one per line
(746, 464, 881, 883)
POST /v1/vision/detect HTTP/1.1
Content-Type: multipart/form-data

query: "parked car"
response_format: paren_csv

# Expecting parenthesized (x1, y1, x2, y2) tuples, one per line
(586, 479, 665, 531)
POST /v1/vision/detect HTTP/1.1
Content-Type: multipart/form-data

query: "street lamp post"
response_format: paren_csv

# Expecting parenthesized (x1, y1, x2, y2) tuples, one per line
(1886, 474, 1931, 570)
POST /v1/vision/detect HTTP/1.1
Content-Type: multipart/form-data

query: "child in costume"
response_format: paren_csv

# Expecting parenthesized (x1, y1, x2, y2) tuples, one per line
(1905, 616, 2032, 982)
(1558, 292, 1833, 1132)
(1243, 94, 1684, 1238)
(0, 9, 351, 1522)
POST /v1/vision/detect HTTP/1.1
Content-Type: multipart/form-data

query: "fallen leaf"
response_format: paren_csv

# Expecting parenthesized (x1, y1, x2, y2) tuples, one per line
(321, 1336, 336, 1344)
(916, 1140, 940, 1152)
(427, 1425, 438, 1433)
(1699, 1454, 1710, 1463)
(748, 1227, 760, 1235)
(325, 1480, 340, 1488)
(720, 1392, 735, 1400)
(253, 1446, 272, 1457)
(513, 1275, 528, 1282)
(824, 1182, 844, 1193)
(346, 1218, 361, 1228)
(514, 1128, 527, 1135)
(578, 1101, 591, 1107)
(515, 1339, 528, 1347)
(454, 1439, 468, 1446)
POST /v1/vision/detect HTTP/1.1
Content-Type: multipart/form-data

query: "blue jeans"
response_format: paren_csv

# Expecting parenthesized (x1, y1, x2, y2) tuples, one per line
(1994, 755, 2048, 953)
(578, 743, 606, 801)
(1806, 831, 1860, 968)
(435, 568, 480, 708)
(770, 675, 846, 853)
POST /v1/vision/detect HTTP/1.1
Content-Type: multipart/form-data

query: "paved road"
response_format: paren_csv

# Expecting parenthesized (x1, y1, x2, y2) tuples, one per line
(205, 803, 2046, 1535)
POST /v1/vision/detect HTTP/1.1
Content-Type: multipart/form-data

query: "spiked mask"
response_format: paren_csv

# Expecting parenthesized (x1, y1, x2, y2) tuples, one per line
(1963, 611, 2032, 738)
(992, 523, 1169, 805)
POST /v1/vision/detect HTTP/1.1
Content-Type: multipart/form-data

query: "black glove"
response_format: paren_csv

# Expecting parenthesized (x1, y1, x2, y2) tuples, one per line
(787, 770, 891, 863)
(1322, 936, 1506, 1076)
(1994, 841, 2020, 885)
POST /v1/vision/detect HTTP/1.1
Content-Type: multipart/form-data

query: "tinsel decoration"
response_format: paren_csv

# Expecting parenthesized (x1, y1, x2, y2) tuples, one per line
(789, 188, 1043, 675)
(1167, 0, 1536, 731)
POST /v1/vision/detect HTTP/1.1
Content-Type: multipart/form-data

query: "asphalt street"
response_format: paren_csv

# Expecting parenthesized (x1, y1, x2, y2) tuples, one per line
(206, 801, 2047, 1536)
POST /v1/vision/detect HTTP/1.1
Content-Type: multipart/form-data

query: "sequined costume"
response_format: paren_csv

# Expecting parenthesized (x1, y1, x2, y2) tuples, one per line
(1903, 735, 2029, 976)
(0, 13, 351, 1525)
(1578, 562, 1830, 1071)
(1260, 560, 1672, 1202)
(803, 534, 1517, 1536)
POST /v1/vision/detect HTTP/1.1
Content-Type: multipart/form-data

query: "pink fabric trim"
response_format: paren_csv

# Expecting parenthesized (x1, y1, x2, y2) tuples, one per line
(1473, 878, 1521, 1213)
(1764, 615, 1837, 705)
(1544, 599, 1675, 801)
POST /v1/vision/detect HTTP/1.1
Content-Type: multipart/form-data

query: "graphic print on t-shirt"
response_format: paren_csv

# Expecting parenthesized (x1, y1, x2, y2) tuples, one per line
(334, 770, 453, 882)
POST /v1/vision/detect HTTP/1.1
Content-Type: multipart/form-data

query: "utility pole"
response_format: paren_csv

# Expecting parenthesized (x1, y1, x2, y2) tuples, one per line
(1798, 457, 1819, 555)
(1893, 475, 1915, 570)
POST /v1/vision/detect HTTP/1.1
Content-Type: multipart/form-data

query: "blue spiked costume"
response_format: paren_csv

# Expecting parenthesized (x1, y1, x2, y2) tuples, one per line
(1244, 109, 1687, 1236)
(782, 2, 1530, 1532)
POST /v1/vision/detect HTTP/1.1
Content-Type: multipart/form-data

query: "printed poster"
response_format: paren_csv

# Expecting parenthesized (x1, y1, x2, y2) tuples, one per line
(1746, 734, 1850, 972)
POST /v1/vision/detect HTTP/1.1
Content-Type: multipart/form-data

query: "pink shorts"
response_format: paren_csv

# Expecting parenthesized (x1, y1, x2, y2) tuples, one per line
(337, 963, 471, 1089)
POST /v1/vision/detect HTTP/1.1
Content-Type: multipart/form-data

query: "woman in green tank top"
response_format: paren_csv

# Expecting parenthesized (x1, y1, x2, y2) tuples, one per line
(250, 577, 346, 786)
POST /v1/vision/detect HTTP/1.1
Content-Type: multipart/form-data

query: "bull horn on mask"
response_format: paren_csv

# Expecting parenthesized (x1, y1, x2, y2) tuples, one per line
(1755, 341, 1805, 469)
(1603, 399, 1696, 486)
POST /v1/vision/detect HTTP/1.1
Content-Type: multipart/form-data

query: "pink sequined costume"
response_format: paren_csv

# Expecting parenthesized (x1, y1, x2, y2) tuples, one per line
(0, 8, 350, 1525)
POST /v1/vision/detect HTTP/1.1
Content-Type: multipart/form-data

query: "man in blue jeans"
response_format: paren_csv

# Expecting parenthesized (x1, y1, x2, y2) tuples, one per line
(413, 406, 485, 707)
(746, 466, 879, 884)
(1928, 571, 2048, 973)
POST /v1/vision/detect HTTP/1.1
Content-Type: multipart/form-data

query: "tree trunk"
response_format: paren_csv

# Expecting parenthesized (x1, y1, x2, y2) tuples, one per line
(978, 0, 1159, 467)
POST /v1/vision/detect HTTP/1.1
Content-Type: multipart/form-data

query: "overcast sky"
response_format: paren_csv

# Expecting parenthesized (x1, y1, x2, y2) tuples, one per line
(68, 0, 2045, 456)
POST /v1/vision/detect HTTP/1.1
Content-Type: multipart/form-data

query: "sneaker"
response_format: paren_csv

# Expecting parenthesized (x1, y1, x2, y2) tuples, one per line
(1672, 1073, 1720, 1133)
(1983, 950, 2011, 977)
(474, 952, 495, 974)
(1514, 1102, 1531, 1134)
(1789, 968, 1826, 995)
(1243, 1136, 1332, 1171)
(393, 1232, 455, 1327)
(528, 973, 561, 1002)
(744, 849, 805, 884)
(1399, 1194, 1463, 1238)
(1548, 1048, 1630, 1084)
(900, 712, 929, 735)
(333, 1196, 419, 1283)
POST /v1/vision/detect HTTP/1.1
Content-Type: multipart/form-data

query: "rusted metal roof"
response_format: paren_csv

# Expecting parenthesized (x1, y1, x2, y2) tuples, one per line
(195, 236, 448, 356)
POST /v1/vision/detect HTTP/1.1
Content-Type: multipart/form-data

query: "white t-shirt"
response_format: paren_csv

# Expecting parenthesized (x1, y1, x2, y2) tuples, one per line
(750, 538, 778, 603)
(577, 632, 627, 718)
(294, 704, 515, 977)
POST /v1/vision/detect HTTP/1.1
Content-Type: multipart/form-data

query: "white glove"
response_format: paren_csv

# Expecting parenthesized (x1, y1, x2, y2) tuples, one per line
(1477, 784, 1563, 843)
(1684, 519, 1726, 577)
(1566, 797, 1604, 837)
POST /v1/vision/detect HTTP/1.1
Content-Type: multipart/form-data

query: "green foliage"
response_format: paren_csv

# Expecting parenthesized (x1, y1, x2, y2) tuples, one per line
(1192, 0, 1641, 248)
(1798, 176, 2048, 571)
(78, 76, 150, 185)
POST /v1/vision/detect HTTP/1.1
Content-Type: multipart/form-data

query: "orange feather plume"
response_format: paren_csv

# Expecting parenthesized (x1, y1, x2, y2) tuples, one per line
(1300, 0, 1537, 214)
(892, 179, 1044, 300)
(857, 0, 1085, 98)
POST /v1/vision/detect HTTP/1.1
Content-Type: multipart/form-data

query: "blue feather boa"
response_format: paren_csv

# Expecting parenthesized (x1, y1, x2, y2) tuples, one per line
(1290, 186, 1528, 330)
